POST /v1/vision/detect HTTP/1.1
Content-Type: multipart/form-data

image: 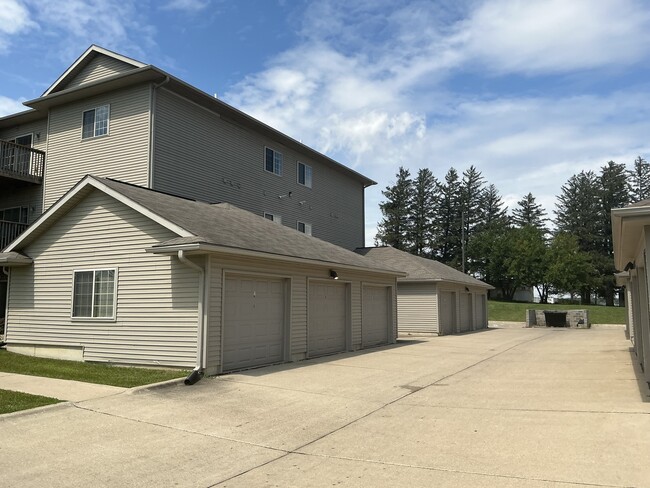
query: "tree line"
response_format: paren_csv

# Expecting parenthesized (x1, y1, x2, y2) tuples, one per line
(376, 156, 650, 305)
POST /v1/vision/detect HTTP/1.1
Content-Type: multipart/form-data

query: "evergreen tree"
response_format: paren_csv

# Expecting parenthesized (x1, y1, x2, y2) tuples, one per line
(628, 156, 650, 203)
(460, 165, 486, 272)
(433, 167, 462, 266)
(479, 184, 509, 231)
(598, 161, 630, 305)
(512, 193, 547, 231)
(555, 170, 602, 304)
(408, 168, 438, 256)
(375, 167, 413, 250)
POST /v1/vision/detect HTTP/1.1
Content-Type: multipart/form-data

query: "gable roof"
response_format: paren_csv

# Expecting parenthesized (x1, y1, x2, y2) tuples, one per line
(4, 176, 401, 275)
(43, 45, 146, 96)
(355, 246, 493, 289)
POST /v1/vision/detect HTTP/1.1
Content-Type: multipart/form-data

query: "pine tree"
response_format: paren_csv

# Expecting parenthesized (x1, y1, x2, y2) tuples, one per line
(408, 168, 438, 256)
(375, 167, 413, 250)
(460, 165, 485, 272)
(512, 193, 547, 232)
(628, 156, 650, 203)
(555, 171, 602, 304)
(433, 167, 462, 266)
(479, 184, 509, 231)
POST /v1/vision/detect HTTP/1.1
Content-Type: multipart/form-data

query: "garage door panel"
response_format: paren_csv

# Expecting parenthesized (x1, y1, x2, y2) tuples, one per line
(362, 285, 390, 347)
(459, 293, 472, 332)
(439, 291, 456, 335)
(308, 282, 347, 357)
(223, 275, 285, 372)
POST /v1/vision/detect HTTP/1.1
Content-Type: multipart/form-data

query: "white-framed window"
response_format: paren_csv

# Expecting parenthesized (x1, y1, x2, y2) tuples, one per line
(264, 147, 283, 176)
(0, 206, 28, 224)
(72, 268, 116, 319)
(264, 212, 282, 224)
(82, 105, 110, 139)
(297, 162, 312, 188)
(297, 221, 312, 235)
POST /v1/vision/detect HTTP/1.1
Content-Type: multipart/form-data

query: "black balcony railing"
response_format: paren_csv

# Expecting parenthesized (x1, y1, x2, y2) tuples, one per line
(0, 140, 45, 182)
(0, 220, 28, 250)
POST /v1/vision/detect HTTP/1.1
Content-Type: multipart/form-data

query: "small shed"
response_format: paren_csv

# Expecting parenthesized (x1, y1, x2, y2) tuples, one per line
(355, 247, 493, 335)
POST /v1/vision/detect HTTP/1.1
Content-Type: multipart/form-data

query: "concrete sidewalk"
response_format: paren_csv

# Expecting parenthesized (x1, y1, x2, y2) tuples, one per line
(1, 328, 649, 487)
(0, 371, 126, 402)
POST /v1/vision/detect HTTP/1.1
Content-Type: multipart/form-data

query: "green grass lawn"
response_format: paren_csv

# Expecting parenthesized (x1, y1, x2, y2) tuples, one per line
(488, 300, 627, 324)
(0, 389, 61, 415)
(0, 350, 188, 388)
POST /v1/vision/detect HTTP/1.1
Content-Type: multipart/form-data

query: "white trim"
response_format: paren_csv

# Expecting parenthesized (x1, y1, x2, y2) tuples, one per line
(10, 133, 34, 147)
(81, 104, 110, 140)
(5, 176, 193, 252)
(70, 267, 118, 321)
(297, 161, 312, 188)
(264, 212, 282, 224)
(43, 45, 146, 97)
(297, 221, 312, 236)
(264, 146, 283, 176)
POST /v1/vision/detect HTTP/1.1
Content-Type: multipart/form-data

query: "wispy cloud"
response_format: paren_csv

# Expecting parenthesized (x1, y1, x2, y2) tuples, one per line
(0, 96, 27, 116)
(0, 0, 37, 53)
(161, 0, 210, 13)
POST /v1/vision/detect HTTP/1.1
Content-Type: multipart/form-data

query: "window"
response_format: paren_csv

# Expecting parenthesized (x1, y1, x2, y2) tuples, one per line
(72, 269, 116, 319)
(297, 221, 312, 236)
(82, 105, 110, 139)
(265, 147, 283, 175)
(264, 212, 281, 224)
(297, 162, 312, 188)
(0, 206, 28, 224)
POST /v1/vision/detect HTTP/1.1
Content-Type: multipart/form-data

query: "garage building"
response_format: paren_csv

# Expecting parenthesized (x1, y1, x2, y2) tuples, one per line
(355, 246, 493, 335)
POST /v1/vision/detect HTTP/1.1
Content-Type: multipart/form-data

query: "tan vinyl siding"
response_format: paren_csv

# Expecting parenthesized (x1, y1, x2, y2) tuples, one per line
(6, 190, 198, 368)
(205, 254, 395, 373)
(63, 55, 138, 90)
(153, 88, 365, 249)
(397, 282, 438, 334)
(44, 84, 151, 208)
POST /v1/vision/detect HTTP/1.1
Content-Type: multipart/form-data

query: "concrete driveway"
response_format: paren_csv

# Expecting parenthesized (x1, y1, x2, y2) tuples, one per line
(1, 327, 649, 487)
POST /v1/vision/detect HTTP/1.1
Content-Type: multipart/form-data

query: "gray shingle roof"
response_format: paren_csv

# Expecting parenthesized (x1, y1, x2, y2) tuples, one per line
(354, 246, 492, 288)
(98, 178, 398, 273)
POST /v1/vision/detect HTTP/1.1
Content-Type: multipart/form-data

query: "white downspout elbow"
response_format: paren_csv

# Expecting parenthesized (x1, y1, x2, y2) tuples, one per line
(177, 250, 207, 384)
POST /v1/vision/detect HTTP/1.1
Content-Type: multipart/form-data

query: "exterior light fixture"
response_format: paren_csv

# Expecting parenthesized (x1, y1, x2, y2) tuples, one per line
(329, 270, 339, 280)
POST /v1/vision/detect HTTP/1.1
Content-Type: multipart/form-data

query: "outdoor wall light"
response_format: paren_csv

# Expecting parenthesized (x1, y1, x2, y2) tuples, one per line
(329, 270, 339, 280)
(624, 261, 635, 271)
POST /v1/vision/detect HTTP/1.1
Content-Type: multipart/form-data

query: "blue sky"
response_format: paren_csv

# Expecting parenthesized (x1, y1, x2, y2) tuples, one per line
(2, 0, 650, 244)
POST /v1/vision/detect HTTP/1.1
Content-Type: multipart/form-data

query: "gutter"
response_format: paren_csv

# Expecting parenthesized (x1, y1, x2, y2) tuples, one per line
(177, 250, 207, 385)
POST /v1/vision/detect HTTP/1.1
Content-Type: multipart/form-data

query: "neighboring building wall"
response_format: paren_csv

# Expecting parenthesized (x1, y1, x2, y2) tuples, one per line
(62, 55, 137, 91)
(152, 89, 366, 249)
(6, 190, 199, 368)
(205, 253, 396, 374)
(439, 284, 488, 333)
(44, 84, 151, 208)
(397, 282, 438, 334)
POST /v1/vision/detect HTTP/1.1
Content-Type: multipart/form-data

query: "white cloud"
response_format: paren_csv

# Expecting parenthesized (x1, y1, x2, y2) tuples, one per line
(0, 96, 27, 116)
(0, 0, 37, 53)
(460, 0, 650, 74)
(162, 0, 210, 12)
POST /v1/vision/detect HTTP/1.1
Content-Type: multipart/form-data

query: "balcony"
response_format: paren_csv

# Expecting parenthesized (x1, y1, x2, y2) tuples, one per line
(0, 220, 28, 250)
(0, 139, 45, 184)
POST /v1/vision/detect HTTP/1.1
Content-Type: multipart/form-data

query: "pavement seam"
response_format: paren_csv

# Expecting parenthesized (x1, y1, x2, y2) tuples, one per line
(395, 402, 650, 415)
(209, 330, 557, 487)
(287, 451, 631, 488)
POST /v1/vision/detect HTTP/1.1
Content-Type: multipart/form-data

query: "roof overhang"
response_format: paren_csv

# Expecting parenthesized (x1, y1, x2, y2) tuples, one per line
(611, 204, 650, 271)
(0, 252, 33, 266)
(0, 108, 46, 129)
(147, 242, 406, 278)
(399, 277, 494, 289)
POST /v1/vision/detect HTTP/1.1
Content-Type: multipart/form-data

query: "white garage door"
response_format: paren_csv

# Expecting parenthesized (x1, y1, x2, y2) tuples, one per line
(362, 285, 390, 347)
(308, 281, 347, 357)
(439, 291, 456, 335)
(459, 293, 473, 332)
(223, 275, 285, 371)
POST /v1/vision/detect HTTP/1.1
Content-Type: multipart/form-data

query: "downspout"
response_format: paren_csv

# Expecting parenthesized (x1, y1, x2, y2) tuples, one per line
(1, 267, 9, 347)
(148, 76, 170, 188)
(177, 250, 207, 385)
